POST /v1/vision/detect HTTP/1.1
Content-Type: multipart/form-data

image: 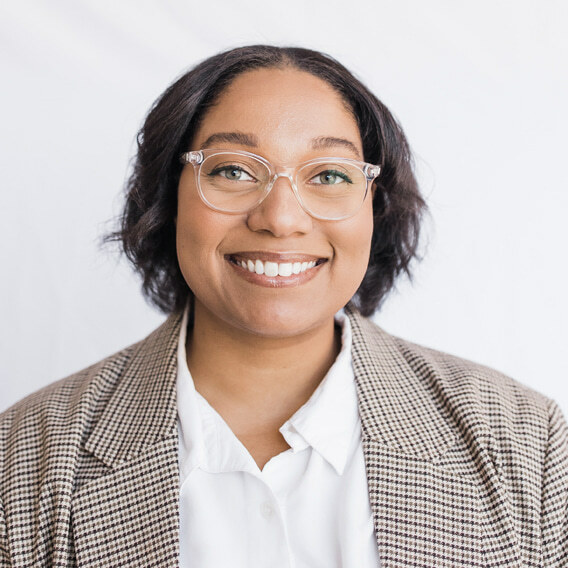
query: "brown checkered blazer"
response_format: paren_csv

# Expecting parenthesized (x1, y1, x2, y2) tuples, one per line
(1, 307, 567, 567)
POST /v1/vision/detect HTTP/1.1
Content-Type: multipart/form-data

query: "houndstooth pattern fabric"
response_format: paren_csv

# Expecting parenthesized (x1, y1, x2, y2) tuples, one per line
(1, 307, 567, 567)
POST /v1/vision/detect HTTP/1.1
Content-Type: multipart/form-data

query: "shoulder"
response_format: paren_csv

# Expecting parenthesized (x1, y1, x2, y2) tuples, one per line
(394, 331, 560, 450)
(0, 311, 182, 468)
(352, 308, 553, 415)
(0, 311, 183, 441)
(397, 330, 551, 416)
(0, 342, 139, 458)
(347, 307, 563, 463)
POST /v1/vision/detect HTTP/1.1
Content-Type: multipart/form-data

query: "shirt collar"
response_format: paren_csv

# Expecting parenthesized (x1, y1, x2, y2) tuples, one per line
(278, 310, 358, 475)
(177, 307, 359, 478)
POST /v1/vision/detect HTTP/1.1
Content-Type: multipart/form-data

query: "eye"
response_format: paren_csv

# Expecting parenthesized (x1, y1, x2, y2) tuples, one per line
(209, 165, 255, 182)
(309, 169, 352, 185)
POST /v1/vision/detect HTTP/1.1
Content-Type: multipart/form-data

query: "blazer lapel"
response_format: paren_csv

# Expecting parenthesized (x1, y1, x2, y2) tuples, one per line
(71, 311, 183, 567)
(347, 306, 522, 568)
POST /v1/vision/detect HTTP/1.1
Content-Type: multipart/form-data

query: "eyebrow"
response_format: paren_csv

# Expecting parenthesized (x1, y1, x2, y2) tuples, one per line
(200, 132, 259, 148)
(311, 136, 362, 159)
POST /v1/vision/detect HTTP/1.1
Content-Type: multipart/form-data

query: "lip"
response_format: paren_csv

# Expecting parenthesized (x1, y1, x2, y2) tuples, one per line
(225, 251, 328, 288)
(226, 251, 325, 263)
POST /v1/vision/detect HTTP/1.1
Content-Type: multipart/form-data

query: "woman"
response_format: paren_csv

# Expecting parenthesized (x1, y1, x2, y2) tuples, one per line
(1, 46, 566, 567)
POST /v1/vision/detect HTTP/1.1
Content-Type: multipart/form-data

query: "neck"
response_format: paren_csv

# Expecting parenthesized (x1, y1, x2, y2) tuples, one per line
(186, 302, 341, 426)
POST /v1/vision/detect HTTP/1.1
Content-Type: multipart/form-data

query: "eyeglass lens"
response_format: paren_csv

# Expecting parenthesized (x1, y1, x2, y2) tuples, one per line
(197, 152, 367, 219)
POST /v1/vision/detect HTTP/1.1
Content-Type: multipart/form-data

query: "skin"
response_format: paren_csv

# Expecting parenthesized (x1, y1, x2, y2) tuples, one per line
(176, 67, 374, 469)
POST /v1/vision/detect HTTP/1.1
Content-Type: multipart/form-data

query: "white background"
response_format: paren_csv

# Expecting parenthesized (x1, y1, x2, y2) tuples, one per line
(1, 0, 567, 415)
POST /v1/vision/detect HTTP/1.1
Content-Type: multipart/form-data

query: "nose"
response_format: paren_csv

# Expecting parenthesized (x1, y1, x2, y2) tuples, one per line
(246, 174, 313, 237)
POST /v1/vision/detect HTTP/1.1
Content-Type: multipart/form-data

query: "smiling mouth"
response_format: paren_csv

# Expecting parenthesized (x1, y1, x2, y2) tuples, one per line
(226, 254, 327, 279)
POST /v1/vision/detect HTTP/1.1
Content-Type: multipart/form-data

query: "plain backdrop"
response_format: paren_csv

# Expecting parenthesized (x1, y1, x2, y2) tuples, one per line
(1, 0, 567, 416)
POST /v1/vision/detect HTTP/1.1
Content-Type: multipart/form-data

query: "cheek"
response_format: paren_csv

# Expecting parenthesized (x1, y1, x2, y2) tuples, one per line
(176, 191, 200, 265)
(175, 189, 222, 289)
(329, 200, 374, 291)
(345, 202, 374, 268)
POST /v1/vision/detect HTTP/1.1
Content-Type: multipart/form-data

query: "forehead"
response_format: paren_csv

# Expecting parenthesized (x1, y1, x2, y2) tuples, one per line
(192, 67, 362, 160)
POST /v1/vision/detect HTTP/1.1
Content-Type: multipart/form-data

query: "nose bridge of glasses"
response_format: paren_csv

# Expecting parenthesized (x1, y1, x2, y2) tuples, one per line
(260, 170, 306, 212)
(265, 168, 299, 193)
(270, 168, 295, 185)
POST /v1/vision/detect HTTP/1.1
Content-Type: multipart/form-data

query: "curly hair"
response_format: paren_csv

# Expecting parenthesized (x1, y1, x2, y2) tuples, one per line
(107, 45, 426, 317)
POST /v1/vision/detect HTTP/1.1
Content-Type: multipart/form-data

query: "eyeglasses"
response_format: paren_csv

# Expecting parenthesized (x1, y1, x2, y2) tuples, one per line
(179, 149, 381, 221)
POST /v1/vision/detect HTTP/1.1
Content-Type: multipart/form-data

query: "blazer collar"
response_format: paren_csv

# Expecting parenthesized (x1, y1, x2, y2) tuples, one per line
(84, 306, 456, 469)
(84, 310, 184, 468)
(346, 304, 457, 462)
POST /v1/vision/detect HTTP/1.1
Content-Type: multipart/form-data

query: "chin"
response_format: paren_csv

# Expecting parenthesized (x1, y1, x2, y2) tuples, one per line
(229, 305, 326, 339)
(239, 315, 312, 339)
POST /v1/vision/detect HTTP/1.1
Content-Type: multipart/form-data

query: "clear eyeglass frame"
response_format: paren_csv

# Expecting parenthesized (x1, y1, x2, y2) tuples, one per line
(179, 148, 381, 221)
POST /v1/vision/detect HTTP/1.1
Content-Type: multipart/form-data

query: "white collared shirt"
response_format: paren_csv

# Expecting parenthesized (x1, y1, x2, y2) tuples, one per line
(177, 309, 381, 567)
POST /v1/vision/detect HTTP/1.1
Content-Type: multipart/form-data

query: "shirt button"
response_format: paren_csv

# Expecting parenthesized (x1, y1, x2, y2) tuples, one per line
(260, 502, 274, 519)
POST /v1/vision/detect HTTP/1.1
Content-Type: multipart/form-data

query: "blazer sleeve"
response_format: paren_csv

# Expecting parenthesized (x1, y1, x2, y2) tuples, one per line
(541, 399, 568, 566)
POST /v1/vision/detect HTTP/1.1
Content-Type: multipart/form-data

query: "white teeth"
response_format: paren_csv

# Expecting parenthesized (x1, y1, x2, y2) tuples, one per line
(278, 263, 293, 277)
(238, 258, 320, 277)
(264, 261, 279, 277)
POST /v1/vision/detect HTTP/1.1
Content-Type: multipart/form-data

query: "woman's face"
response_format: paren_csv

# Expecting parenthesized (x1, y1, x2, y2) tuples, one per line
(176, 67, 374, 338)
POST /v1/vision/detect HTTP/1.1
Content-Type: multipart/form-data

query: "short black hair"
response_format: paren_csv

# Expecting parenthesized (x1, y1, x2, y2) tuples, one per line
(107, 45, 426, 317)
